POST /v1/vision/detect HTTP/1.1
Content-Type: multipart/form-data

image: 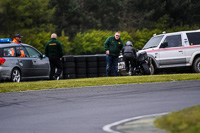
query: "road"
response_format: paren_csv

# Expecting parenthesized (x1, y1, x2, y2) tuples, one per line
(0, 80, 200, 133)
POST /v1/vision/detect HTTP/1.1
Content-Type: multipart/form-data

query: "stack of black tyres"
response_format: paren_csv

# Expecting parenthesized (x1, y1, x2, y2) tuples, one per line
(62, 55, 107, 79)
(86, 55, 98, 78)
(63, 56, 76, 79)
(75, 56, 87, 78)
(97, 55, 106, 77)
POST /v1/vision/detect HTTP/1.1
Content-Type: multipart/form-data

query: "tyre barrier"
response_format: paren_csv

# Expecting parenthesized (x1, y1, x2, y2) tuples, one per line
(62, 55, 106, 79)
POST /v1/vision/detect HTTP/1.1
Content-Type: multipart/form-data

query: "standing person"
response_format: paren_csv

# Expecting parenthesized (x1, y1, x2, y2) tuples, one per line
(12, 33, 23, 43)
(45, 33, 63, 80)
(122, 41, 137, 75)
(104, 32, 124, 76)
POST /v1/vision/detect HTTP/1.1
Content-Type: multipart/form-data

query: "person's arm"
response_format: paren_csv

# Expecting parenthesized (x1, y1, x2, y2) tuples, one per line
(120, 40, 124, 50)
(58, 42, 63, 59)
(122, 47, 125, 55)
(45, 44, 48, 57)
(104, 37, 110, 54)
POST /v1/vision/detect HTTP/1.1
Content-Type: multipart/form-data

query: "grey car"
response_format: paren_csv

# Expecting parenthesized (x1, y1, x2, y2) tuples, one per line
(0, 39, 50, 82)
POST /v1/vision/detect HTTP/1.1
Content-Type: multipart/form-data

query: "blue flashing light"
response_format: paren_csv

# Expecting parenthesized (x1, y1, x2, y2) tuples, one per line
(0, 38, 12, 43)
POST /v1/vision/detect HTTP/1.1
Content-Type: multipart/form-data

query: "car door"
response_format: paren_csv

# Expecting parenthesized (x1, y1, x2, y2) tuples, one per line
(158, 34, 186, 67)
(15, 46, 34, 77)
(25, 46, 50, 77)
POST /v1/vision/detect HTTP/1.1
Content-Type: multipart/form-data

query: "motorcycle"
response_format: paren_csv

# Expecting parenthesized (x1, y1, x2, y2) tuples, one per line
(118, 51, 152, 76)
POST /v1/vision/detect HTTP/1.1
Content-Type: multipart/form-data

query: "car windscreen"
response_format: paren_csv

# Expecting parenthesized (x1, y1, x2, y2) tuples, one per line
(142, 35, 164, 50)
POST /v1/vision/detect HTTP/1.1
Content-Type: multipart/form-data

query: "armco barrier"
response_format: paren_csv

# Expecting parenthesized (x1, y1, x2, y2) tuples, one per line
(62, 55, 106, 79)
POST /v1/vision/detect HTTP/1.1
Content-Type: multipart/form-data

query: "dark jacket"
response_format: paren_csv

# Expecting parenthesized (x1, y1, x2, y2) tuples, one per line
(122, 45, 136, 59)
(104, 36, 124, 56)
(45, 38, 63, 58)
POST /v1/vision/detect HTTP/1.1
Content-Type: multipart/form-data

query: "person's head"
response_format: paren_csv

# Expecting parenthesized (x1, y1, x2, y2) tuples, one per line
(114, 32, 120, 40)
(51, 33, 57, 39)
(14, 33, 23, 42)
(125, 41, 133, 46)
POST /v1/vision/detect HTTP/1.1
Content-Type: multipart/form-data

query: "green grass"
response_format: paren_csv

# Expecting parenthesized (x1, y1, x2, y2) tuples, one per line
(0, 73, 200, 93)
(154, 105, 200, 133)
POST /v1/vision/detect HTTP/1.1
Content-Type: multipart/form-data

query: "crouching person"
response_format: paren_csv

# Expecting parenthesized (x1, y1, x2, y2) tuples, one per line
(122, 41, 137, 75)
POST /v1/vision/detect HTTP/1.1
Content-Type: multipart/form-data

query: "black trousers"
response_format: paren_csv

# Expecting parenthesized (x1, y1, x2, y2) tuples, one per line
(123, 56, 136, 73)
(49, 56, 63, 79)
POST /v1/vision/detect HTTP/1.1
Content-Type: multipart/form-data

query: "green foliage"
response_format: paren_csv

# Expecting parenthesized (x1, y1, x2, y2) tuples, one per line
(71, 30, 134, 55)
(131, 28, 162, 50)
(0, 0, 54, 35)
(1, 0, 200, 55)
(58, 31, 71, 55)
(71, 30, 113, 55)
(154, 105, 200, 133)
(18, 30, 70, 55)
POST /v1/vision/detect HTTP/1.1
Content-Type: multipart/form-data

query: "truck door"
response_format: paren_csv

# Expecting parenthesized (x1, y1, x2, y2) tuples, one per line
(159, 34, 186, 67)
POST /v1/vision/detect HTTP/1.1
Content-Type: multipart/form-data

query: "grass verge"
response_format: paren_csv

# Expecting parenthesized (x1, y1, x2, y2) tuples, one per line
(154, 105, 200, 133)
(0, 73, 200, 93)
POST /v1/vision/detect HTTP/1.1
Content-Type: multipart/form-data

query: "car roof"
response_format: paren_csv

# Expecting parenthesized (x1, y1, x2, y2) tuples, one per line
(0, 43, 31, 48)
(154, 29, 200, 37)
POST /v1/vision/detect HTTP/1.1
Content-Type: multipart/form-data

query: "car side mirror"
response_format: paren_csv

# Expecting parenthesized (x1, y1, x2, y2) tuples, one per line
(41, 54, 46, 58)
(160, 42, 168, 48)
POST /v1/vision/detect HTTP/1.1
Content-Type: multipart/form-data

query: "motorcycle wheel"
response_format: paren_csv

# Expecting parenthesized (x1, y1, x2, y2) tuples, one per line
(141, 63, 151, 75)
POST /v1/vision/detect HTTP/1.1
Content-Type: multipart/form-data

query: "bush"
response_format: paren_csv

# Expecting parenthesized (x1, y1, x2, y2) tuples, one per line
(71, 30, 134, 55)
(20, 30, 70, 55)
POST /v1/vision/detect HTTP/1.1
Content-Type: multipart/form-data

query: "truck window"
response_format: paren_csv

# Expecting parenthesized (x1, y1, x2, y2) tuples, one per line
(186, 32, 200, 45)
(164, 35, 182, 48)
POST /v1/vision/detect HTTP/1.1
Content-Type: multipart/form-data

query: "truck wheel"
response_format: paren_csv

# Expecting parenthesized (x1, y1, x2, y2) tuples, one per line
(11, 68, 21, 82)
(193, 57, 200, 73)
(149, 64, 155, 75)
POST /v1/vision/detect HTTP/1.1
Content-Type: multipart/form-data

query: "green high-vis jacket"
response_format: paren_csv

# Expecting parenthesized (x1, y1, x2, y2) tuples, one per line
(104, 36, 124, 56)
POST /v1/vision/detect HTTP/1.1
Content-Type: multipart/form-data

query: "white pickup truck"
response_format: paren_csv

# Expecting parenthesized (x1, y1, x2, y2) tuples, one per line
(140, 29, 200, 74)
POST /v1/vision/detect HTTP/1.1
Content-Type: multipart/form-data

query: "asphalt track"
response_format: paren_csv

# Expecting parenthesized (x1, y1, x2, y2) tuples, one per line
(0, 80, 200, 133)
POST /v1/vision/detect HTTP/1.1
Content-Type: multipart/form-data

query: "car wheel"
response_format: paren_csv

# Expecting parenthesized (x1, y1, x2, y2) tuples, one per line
(193, 57, 200, 73)
(11, 68, 21, 82)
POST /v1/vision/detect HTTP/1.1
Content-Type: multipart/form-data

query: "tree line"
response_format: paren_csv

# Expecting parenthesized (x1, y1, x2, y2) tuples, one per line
(0, 0, 200, 55)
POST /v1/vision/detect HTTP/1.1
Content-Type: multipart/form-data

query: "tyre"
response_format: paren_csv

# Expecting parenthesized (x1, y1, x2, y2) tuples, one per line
(63, 56, 75, 62)
(63, 74, 76, 79)
(98, 61, 106, 67)
(76, 68, 87, 74)
(141, 63, 151, 75)
(76, 62, 86, 68)
(75, 56, 86, 62)
(97, 55, 106, 61)
(87, 61, 98, 68)
(193, 57, 200, 73)
(98, 67, 106, 73)
(63, 62, 76, 68)
(149, 64, 155, 75)
(76, 74, 87, 78)
(86, 56, 97, 62)
(87, 68, 98, 74)
(11, 68, 21, 82)
(63, 68, 76, 74)
(87, 73, 98, 78)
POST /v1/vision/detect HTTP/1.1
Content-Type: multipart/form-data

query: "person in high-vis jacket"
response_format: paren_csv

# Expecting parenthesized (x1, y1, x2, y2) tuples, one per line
(104, 32, 124, 76)
(45, 33, 63, 80)
(12, 33, 26, 57)
(12, 33, 23, 44)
